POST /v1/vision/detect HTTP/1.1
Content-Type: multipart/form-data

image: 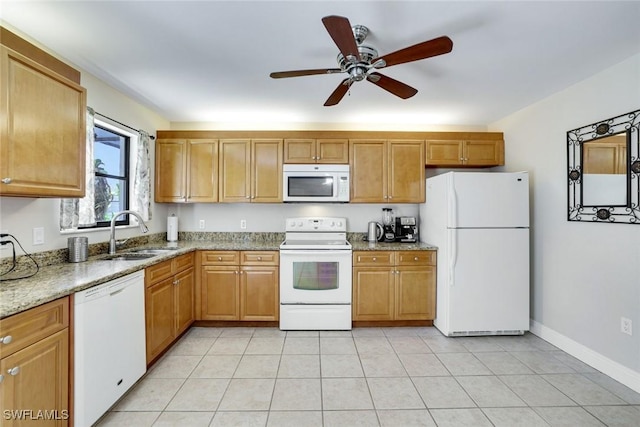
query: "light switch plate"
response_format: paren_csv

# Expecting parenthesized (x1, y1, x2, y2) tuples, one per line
(33, 227, 44, 245)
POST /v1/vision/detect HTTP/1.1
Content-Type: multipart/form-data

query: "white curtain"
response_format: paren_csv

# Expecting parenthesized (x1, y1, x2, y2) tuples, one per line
(60, 107, 96, 230)
(133, 130, 152, 221)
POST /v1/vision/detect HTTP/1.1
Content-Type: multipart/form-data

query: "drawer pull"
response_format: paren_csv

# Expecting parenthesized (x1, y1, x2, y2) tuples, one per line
(372, 257, 377, 261)
(257, 256, 262, 261)
(217, 257, 222, 261)
(0, 374, 3, 383)
(0, 335, 12, 345)
(1, 178, 11, 184)
(414, 257, 419, 261)
(7, 367, 20, 376)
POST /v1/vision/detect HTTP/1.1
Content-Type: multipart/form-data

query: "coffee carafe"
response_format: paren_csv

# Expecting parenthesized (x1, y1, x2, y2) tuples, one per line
(382, 208, 395, 242)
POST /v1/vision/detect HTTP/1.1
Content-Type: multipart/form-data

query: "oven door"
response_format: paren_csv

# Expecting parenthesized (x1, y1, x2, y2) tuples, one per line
(280, 249, 352, 304)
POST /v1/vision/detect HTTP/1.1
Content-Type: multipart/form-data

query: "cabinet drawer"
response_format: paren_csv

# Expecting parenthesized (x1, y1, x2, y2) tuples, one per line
(0, 297, 69, 358)
(146, 258, 174, 285)
(201, 251, 240, 265)
(353, 251, 394, 266)
(396, 250, 436, 266)
(174, 252, 194, 272)
(241, 251, 279, 266)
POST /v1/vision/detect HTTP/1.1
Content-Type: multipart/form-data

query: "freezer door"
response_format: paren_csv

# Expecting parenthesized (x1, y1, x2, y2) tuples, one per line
(447, 228, 530, 334)
(449, 172, 529, 228)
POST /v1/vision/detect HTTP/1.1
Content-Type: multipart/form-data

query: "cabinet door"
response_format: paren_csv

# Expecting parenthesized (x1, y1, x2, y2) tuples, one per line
(464, 140, 504, 166)
(317, 139, 349, 163)
(155, 139, 187, 202)
(240, 267, 279, 321)
(187, 139, 218, 202)
(1, 330, 69, 427)
(350, 140, 387, 203)
(352, 267, 394, 321)
(1, 46, 86, 197)
(219, 139, 251, 202)
(425, 140, 464, 166)
(395, 266, 435, 320)
(201, 266, 240, 320)
(283, 139, 315, 163)
(174, 267, 195, 336)
(388, 140, 425, 203)
(251, 139, 283, 202)
(145, 277, 175, 363)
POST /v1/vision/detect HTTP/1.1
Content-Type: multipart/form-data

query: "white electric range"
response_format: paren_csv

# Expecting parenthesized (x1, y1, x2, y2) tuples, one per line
(279, 217, 352, 330)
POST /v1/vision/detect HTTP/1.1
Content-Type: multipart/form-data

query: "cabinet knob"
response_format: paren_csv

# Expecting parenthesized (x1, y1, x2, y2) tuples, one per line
(0, 374, 3, 383)
(1, 178, 11, 184)
(245, 195, 251, 199)
(235, 271, 238, 274)
(0, 335, 12, 345)
(7, 367, 20, 376)
(257, 256, 262, 261)
(217, 257, 222, 261)
(414, 257, 419, 261)
(372, 257, 377, 261)
(240, 271, 244, 275)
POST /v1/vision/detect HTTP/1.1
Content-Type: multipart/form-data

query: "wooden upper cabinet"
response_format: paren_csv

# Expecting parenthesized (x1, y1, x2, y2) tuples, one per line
(388, 140, 425, 203)
(219, 138, 282, 203)
(426, 136, 504, 167)
(350, 140, 387, 203)
(155, 138, 218, 203)
(0, 42, 86, 198)
(284, 138, 348, 163)
(350, 139, 424, 203)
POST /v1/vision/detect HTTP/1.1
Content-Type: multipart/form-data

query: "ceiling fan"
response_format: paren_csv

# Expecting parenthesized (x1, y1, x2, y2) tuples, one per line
(269, 15, 453, 106)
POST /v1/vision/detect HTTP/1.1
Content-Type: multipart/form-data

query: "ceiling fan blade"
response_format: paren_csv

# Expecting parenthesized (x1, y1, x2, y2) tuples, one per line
(324, 79, 350, 106)
(270, 69, 343, 79)
(374, 36, 453, 68)
(322, 15, 361, 62)
(367, 72, 417, 99)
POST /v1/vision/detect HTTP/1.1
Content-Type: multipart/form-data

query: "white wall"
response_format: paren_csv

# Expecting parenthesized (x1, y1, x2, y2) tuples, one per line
(491, 53, 640, 390)
(0, 71, 170, 256)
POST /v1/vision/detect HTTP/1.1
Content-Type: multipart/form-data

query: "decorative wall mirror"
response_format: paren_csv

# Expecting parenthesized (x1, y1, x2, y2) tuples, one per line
(568, 109, 639, 223)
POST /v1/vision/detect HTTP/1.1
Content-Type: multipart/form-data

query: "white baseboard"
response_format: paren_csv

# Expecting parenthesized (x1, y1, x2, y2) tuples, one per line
(530, 319, 640, 394)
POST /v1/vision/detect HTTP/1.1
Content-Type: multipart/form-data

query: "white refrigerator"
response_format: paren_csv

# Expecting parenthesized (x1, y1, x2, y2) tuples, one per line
(419, 171, 530, 336)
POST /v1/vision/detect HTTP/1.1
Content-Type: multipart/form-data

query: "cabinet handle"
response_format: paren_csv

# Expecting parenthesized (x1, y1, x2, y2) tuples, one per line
(372, 257, 377, 261)
(0, 335, 12, 345)
(240, 271, 244, 275)
(0, 374, 3, 383)
(414, 257, 419, 261)
(7, 367, 20, 376)
(257, 256, 262, 261)
(1, 178, 11, 184)
(234, 271, 238, 274)
(245, 195, 251, 199)
(217, 257, 222, 261)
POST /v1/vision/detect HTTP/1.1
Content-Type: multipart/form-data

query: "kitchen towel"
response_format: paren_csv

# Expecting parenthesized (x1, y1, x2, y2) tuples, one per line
(167, 214, 178, 242)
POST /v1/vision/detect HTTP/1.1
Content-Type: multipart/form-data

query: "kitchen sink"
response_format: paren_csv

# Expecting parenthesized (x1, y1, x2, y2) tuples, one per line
(99, 253, 158, 261)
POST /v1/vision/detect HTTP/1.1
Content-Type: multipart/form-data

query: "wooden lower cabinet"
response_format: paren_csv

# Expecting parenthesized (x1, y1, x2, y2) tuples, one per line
(0, 297, 70, 426)
(199, 251, 279, 321)
(145, 253, 195, 364)
(352, 251, 436, 322)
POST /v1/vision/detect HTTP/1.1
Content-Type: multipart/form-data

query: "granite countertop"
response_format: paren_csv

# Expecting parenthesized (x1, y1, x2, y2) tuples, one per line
(0, 237, 437, 320)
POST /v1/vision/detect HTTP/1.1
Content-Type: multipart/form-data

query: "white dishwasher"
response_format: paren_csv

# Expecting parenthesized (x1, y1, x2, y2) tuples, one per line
(74, 270, 146, 427)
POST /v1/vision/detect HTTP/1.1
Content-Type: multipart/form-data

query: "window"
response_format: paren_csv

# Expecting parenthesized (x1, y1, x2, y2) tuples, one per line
(81, 123, 131, 228)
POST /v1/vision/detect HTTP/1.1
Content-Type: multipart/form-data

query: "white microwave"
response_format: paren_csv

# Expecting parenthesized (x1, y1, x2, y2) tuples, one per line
(283, 164, 350, 203)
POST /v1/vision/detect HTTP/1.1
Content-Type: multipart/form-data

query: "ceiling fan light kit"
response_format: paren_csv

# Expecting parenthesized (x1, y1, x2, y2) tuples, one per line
(270, 15, 453, 106)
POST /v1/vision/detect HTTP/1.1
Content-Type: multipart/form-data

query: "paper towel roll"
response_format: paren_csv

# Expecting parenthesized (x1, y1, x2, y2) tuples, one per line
(167, 214, 178, 242)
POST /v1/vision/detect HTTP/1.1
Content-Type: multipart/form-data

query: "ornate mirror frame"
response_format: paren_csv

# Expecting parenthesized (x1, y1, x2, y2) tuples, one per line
(567, 109, 639, 224)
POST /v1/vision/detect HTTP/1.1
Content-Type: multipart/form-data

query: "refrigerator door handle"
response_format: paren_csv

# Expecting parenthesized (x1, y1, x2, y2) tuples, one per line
(448, 175, 457, 228)
(448, 228, 457, 287)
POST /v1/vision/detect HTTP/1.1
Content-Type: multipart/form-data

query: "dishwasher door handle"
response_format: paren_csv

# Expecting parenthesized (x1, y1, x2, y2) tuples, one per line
(110, 288, 124, 297)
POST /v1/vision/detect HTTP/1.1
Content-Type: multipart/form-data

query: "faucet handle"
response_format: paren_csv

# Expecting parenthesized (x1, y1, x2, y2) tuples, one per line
(115, 238, 130, 248)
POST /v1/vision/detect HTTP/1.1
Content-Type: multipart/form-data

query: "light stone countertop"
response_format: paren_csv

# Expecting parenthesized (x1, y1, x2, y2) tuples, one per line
(0, 238, 437, 319)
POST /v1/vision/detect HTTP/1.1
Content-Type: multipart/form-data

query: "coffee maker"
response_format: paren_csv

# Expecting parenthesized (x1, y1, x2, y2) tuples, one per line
(395, 216, 418, 242)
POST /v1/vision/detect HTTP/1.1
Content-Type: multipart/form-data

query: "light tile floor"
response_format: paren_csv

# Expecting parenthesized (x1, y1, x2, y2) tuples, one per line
(97, 327, 640, 426)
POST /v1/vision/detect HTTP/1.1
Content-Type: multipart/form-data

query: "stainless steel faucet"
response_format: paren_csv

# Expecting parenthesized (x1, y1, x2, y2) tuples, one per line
(109, 210, 149, 254)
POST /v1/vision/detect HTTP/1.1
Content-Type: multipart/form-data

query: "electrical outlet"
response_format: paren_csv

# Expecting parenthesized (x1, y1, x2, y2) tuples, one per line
(0, 229, 8, 251)
(240, 219, 247, 229)
(621, 317, 632, 336)
(198, 220, 205, 230)
(33, 227, 44, 245)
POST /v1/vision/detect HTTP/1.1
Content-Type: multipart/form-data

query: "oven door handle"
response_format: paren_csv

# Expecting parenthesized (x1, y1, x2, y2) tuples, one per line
(280, 250, 352, 256)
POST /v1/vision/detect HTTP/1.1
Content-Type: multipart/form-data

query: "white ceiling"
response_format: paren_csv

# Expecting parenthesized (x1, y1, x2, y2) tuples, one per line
(2, 1, 639, 128)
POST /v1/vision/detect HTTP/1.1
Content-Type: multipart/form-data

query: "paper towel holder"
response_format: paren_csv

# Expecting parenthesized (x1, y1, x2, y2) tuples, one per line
(167, 214, 178, 242)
